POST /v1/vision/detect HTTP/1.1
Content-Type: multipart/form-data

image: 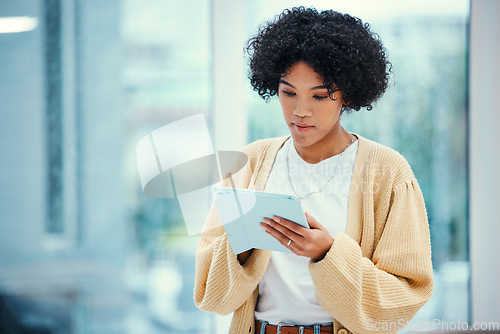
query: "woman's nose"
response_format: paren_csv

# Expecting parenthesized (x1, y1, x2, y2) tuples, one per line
(293, 98, 312, 118)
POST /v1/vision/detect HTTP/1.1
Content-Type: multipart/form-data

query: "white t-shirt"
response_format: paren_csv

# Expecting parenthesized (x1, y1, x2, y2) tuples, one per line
(254, 137, 359, 325)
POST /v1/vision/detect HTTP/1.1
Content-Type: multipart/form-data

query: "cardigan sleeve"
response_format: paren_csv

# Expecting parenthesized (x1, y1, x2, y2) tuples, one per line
(309, 177, 433, 333)
(193, 143, 271, 315)
(193, 205, 270, 315)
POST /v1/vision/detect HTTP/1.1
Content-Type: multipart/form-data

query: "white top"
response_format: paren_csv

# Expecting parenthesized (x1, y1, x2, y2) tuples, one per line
(254, 137, 359, 325)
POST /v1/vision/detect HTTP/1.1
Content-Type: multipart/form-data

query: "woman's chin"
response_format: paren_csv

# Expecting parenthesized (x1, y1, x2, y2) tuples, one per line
(290, 132, 317, 148)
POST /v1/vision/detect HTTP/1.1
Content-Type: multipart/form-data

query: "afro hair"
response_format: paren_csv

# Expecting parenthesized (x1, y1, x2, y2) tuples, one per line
(246, 7, 391, 112)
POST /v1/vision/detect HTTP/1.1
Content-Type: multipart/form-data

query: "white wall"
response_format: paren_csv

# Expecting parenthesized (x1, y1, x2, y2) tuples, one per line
(469, 0, 500, 323)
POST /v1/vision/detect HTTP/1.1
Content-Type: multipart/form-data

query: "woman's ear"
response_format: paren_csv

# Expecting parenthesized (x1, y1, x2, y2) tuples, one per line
(341, 97, 351, 114)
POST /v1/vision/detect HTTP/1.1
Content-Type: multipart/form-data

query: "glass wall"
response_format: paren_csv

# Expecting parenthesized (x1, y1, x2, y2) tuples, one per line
(0, 0, 470, 333)
(121, 0, 212, 332)
(0, 0, 211, 333)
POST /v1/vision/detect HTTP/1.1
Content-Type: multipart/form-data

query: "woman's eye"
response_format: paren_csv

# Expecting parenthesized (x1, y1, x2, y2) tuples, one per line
(313, 95, 328, 100)
(281, 90, 296, 96)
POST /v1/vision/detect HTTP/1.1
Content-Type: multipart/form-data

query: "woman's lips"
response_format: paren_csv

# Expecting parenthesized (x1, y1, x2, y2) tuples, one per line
(294, 123, 314, 132)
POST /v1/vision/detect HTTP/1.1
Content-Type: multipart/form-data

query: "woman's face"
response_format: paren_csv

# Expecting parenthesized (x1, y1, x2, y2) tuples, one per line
(278, 61, 345, 155)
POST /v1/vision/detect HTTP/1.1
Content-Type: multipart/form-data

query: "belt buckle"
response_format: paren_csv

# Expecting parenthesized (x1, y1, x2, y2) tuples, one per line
(277, 322, 295, 334)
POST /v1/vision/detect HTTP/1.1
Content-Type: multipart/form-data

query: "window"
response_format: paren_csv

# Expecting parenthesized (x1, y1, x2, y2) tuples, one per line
(0, 0, 471, 333)
(0, 0, 212, 332)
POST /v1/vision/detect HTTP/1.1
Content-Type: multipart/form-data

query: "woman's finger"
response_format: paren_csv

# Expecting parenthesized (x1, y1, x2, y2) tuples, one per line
(305, 212, 325, 230)
(261, 222, 296, 249)
(262, 217, 303, 242)
(271, 215, 308, 234)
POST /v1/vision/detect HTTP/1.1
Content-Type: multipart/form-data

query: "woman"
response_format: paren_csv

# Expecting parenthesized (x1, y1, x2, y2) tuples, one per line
(195, 7, 433, 334)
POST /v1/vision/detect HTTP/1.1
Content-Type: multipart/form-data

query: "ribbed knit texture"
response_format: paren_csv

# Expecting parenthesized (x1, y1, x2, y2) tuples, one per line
(194, 135, 433, 334)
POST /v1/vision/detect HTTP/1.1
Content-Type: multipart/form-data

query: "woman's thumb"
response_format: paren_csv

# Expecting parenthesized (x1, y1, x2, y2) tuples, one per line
(305, 212, 321, 229)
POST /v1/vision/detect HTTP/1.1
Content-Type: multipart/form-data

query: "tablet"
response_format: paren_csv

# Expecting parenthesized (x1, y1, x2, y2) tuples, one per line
(213, 186, 308, 253)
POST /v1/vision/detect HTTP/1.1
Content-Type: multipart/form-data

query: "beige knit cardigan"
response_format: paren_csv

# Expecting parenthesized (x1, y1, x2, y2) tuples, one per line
(194, 135, 433, 334)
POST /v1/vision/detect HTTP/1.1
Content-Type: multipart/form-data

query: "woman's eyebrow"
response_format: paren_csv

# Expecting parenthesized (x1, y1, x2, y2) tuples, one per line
(311, 85, 328, 90)
(279, 79, 328, 90)
(279, 79, 295, 88)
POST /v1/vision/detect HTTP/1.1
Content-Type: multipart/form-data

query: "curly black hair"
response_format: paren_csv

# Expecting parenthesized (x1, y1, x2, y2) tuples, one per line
(246, 7, 391, 112)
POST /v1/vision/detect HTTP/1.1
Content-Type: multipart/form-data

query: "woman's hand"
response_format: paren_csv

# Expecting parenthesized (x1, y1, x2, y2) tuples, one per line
(260, 212, 333, 261)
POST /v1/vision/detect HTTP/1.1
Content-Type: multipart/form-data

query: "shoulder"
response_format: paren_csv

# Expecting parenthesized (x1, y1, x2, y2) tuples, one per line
(222, 136, 288, 189)
(241, 136, 289, 162)
(357, 135, 415, 185)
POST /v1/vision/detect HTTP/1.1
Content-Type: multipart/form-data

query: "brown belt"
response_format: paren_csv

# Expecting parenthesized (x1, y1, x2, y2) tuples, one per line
(255, 321, 334, 334)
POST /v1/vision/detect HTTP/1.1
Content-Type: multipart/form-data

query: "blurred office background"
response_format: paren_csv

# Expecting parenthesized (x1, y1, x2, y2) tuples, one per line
(0, 0, 498, 333)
